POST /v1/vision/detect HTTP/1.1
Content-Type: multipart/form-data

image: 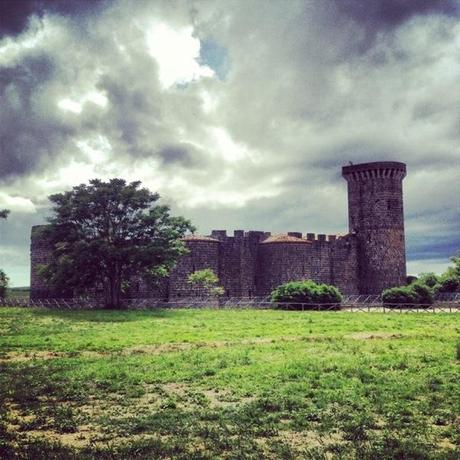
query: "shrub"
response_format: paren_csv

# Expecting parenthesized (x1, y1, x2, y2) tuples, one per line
(187, 269, 224, 297)
(270, 280, 342, 310)
(418, 273, 439, 288)
(382, 282, 433, 308)
(0, 269, 8, 298)
(437, 276, 460, 293)
(405, 275, 418, 285)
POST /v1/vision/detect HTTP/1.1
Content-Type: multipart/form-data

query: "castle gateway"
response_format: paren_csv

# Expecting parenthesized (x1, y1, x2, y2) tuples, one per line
(30, 161, 407, 299)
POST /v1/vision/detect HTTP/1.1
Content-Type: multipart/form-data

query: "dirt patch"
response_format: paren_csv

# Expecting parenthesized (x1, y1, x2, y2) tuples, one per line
(123, 343, 195, 356)
(0, 350, 104, 363)
(25, 427, 94, 448)
(161, 382, 188, 396)
(346, 332, 404, 340)
(24, 428, 163, 448)
(123, 338, 278, 355)
(0, 336, 307, 363)
(257, 431, 345, 452)
(200, 388, 254, 408)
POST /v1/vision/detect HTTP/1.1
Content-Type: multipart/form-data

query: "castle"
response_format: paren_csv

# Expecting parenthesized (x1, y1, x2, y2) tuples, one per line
(30, 161, 407, 299)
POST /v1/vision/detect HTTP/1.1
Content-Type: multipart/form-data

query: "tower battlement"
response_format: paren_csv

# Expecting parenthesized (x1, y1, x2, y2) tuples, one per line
(342, 161, 406, 181)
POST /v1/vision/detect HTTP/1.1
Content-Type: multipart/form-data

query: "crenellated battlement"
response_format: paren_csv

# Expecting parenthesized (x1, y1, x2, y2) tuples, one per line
(206, 230, 355, 245)
(342, 161, 406, 181)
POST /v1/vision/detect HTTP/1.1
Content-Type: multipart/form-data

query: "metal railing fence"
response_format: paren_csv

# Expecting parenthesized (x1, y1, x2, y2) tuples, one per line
(1, 295, 459, 312)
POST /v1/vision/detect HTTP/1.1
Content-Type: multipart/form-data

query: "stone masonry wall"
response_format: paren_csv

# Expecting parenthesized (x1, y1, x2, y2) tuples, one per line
(211, 231, 242, 297)
(330, 234, 359, 295)
(30, 225, 55, 299)
(257, 240, 312, 296)
(168, 238, 220, 298)
(310, 235, 332, 285)
(239, 231, 266, 297)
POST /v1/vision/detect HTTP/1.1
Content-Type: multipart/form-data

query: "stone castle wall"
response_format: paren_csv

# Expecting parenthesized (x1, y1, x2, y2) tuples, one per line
(169, 238, 220, 297)
(30, 225, 55, 300)
(29, 228, 361, 299)
(29, 161, 407, 298)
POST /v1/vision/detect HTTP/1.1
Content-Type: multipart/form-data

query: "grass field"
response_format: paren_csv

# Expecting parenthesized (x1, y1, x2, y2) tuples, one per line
(0, 307, 458, 459)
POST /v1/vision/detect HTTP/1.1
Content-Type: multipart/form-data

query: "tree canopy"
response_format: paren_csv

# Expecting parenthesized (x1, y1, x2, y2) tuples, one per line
(41, 178, 194, 308)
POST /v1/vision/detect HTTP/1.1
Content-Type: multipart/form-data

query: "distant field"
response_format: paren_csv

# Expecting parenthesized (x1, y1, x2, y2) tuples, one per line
(0, 308, 458, 459)
(6, 287, 30, 298)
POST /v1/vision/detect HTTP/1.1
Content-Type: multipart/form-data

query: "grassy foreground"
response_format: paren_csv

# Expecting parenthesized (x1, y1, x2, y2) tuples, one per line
(0, 308, 458, 459)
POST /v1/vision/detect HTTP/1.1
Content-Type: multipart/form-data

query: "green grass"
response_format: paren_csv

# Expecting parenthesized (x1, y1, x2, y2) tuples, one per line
(0, 307, 459, 459)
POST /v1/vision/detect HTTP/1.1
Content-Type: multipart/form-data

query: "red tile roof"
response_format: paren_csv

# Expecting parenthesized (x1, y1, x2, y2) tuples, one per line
(182, 235, 219, 243)
(260, 234, 311, 244)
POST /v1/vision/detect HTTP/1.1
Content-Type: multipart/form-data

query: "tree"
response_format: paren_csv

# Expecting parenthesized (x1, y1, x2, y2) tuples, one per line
(0, 209, 10, 298)
(0, 269, 8, 298)
(187, 269, 224, 297)
(41, 178, 195, 308)
(444, 256, 460, 279)
(437, 255, 460, 293)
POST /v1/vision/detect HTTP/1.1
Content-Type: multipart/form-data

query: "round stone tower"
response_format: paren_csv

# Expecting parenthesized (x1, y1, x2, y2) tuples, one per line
(342, 161, 407, 294)
(258, 234, 312, 296)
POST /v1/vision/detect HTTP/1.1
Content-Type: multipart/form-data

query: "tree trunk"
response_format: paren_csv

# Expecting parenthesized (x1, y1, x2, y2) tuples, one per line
(104, 270, 122, 309)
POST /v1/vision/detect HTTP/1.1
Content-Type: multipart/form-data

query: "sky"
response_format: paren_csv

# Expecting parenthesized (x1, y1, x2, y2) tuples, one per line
(0, 0, 459, 286)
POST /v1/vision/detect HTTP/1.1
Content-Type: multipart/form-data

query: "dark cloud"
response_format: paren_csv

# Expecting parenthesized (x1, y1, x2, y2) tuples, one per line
(408, 237, 460, 261)
(0, 0, 109, 38)
(334, 0, 459, 29)
(157, 144, 205, 168)
(329, 0, 460, 54)
(0, 53, 76, 179)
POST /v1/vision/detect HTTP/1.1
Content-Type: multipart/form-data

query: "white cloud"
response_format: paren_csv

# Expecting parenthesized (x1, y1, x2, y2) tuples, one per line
(208, 127, 252, 163)
(0, 193, 36, 213)
(146, 23, 214, 88)
(58, 98, 82, 113)
(58, 91, 108, 113)
(76, 135, 112, 164)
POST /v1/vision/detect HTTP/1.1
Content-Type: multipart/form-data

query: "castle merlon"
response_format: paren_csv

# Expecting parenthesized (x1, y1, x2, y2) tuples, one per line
(205, 231, 349, 244)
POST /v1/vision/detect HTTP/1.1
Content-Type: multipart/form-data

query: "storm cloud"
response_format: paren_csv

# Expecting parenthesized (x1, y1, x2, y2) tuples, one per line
(0, 0, 109, 37)
(0, 0, 459, 285)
